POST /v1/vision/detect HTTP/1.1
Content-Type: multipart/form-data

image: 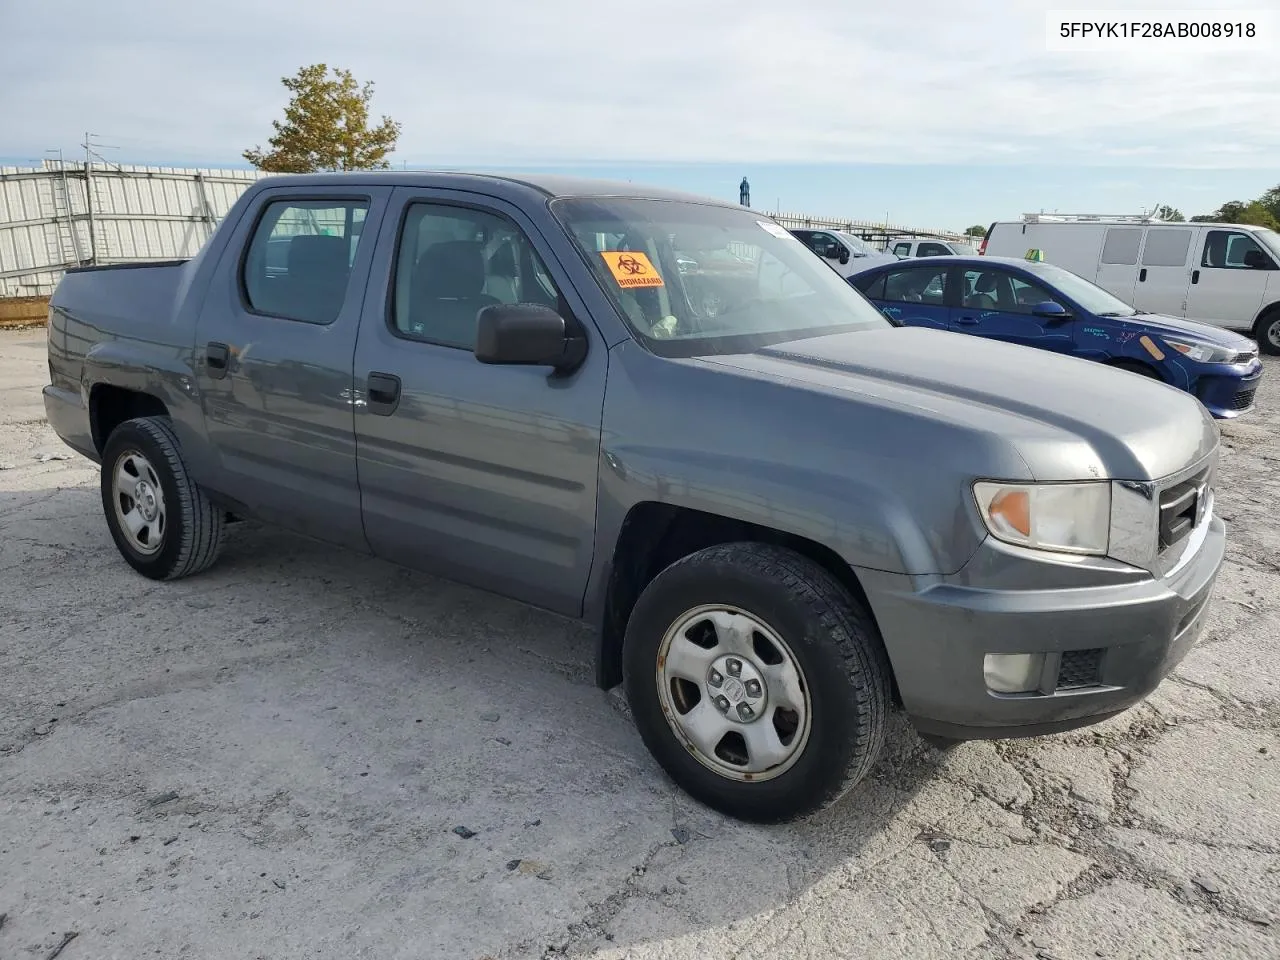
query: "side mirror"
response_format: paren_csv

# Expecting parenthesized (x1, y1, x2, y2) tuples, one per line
(475, 303, 586, 372)
(1243, 249, 1273, 270)
(1032, 301, 1073, 319)
(838, 248, 851, 265)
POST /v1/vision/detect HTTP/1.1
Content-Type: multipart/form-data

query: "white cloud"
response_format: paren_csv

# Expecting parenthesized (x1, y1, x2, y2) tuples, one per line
(2, 0, 1277, 168)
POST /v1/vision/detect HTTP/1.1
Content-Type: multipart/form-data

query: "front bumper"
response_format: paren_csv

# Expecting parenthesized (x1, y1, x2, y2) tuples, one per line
(860, 510, 1226, 740)
(1196, 361, 1262, 418)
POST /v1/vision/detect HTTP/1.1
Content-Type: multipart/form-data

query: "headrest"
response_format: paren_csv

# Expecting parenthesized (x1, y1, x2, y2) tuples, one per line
(488, 241, 517, 279)
(414, 240, 486, 299)
(288, 234, 348, 276)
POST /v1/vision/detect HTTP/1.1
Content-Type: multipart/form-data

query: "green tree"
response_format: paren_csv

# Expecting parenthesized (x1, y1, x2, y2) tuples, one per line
(244, 64, 402, 173)
(1258, 184, 1280, 221)
(1154, 205, 1184, 222)
(964, 224, 987, 237)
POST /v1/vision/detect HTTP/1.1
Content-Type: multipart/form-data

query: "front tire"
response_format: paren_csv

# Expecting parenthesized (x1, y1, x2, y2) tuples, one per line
(100, 416, 225, 580)
(1255, 308, 1280, 357)
(622, 542, 891, 823)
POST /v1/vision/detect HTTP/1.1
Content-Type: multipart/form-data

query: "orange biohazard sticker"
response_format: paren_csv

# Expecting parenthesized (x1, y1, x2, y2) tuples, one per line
(600, 250, 665, 288)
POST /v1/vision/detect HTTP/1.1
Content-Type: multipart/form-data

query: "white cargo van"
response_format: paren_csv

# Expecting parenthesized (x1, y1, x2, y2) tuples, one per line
(981, 215, 1280, 354)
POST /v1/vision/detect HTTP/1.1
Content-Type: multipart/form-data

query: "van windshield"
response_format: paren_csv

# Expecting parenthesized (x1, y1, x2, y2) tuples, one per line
(1023, 262, 1139, 316)
(552, 198, 892, 357)
(1256, 228, 1280, 261)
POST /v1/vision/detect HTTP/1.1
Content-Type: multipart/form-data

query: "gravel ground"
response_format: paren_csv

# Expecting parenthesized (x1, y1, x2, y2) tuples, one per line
(1, 327, 1277, 960)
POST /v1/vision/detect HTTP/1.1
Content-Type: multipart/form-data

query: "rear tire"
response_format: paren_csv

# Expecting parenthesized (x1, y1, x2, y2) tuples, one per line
(622, 542, 891, 823)
(1254, 308, 1280, 357)
(100, 416, 225, 581)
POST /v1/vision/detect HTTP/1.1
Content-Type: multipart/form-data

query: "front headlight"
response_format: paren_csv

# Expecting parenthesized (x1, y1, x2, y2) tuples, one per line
(1163, 337, 1234, 364)
(973, 481, 1111, 556)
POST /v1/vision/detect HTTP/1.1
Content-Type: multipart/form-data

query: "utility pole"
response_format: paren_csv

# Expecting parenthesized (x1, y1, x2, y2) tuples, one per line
(83, 132, 97, 263)
(80, 132, 121, 265)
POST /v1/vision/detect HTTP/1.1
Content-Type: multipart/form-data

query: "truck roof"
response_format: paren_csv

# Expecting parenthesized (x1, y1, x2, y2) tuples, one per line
(245, 170, 735, 207)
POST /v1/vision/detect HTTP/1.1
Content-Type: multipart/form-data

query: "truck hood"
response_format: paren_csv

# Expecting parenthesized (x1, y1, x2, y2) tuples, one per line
(701, 326, 1218, 482)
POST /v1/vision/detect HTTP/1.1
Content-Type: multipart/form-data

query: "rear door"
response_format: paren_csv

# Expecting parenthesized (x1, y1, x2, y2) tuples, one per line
(192, 185, 392, 549)
(859, 262, 954, 330)
(1184, 228, 1274, 329)
(1093, 226, 1143, 304)
(351, 187, 608, 616)
(1132, 227, 1195, 316)
(950, 265, 1075, 353)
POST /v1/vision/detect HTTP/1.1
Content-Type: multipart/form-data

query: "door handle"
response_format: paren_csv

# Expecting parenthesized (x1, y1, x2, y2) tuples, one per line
(956, 316, 979, 325)
(1139, 268, 1147, 282)
(366, 372, 401, 416)
(1191, 269, 1200, 285)
(206, 341, 230, 380)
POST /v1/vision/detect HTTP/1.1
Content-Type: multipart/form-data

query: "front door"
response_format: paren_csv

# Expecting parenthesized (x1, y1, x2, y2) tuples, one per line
(352, 187, 608, 617)
(951, 266, 1075, 353)
(1184, 228, 1274, 330)
(1132, 227, 1195, 316)
(192, 186, 392, 549)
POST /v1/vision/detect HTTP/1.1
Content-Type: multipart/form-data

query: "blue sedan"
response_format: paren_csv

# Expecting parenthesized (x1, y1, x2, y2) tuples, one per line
(847, 255, 1263, 418)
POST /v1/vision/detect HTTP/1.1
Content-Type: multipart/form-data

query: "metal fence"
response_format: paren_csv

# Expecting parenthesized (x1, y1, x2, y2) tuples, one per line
(0, 162, 967, 297)
(0, 163, 267, 297)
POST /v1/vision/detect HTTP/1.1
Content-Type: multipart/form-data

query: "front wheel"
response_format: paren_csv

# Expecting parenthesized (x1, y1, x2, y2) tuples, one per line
(100, 416, 225, 581)
(622, 542, 892, 823)
(1255, 309, 1280, 357)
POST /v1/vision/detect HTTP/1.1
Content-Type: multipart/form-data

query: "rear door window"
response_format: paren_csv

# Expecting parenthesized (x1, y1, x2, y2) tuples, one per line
(1141, 229, 1193, 267)
(1101, 228, 1142, 265)
(883, 265, 949, 304)
(242, 198, 370, 324)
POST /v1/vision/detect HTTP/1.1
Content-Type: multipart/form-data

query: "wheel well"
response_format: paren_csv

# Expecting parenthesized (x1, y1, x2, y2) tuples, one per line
(1255, 302, 1280, 329)
(89, 385, 169, 454)
(597, 503, 898, 702)
(1107, 358, 1163, 381)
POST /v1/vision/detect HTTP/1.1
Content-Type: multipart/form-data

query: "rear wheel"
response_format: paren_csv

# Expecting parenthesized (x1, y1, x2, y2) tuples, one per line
(1255, 308, 1280, 357)
(622, 542, 891, 823)
(100, 416, 225, 580)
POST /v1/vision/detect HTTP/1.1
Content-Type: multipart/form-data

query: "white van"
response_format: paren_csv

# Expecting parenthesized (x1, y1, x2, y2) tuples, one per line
(981, 214, 1280, 353)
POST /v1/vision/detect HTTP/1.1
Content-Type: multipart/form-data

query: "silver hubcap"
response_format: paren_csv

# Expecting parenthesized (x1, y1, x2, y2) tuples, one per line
(657, 605, 811, 782)
(112, 450, 167, 555)
(1266, 317, 1280, 350)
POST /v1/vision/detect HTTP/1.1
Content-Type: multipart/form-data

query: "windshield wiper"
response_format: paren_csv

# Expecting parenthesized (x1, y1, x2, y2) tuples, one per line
(1096, 310, 1137, 317)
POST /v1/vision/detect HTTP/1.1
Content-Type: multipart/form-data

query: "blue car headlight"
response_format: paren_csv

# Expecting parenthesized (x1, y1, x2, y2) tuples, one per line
(1162, 337, 1235, 364)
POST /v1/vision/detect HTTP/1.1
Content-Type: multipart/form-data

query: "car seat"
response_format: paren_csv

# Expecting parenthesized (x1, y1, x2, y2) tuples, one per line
(966, 273, 999, 310)
(408, 240, 500, 347)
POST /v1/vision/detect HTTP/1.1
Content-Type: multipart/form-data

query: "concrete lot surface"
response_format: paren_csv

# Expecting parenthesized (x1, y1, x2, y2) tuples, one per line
(1, 328, 1277, 960)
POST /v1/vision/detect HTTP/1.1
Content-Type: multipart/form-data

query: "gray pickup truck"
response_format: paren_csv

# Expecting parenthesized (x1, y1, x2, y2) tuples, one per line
(44, 172, 1226, 822)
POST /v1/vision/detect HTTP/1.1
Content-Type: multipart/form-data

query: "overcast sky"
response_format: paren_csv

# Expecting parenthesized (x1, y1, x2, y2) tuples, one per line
(3, 0, 1277, 224)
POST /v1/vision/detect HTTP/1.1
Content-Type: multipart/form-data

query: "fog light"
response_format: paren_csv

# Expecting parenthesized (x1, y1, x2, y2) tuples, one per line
(983, 653, 1046, 694)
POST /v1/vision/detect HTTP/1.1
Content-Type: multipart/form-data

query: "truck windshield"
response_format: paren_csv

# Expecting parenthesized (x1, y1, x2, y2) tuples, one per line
(1023, 262, 1139, 317)
(552, 198, 891, 357)
(836, 231, 879, 257)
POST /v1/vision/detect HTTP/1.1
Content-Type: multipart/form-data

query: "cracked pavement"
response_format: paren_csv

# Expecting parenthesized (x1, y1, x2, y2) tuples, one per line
(1, 329, 1277, 960)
